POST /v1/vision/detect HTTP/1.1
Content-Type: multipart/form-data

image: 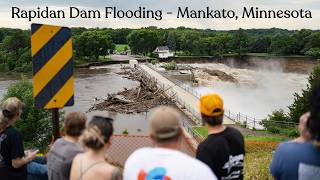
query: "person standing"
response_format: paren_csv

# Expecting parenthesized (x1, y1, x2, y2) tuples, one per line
(47, 112, 87, 180)
(196, 94, 245, 180)
(0, 97, 47, 180)
(123, 106, 217, 180)
(70, 116, 121, 180)
(270, 85, 320, 180)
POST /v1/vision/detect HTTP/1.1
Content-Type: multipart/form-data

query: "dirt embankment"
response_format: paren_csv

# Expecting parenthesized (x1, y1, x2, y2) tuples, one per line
(89, 67, 174, 114)
(202, 69, 238, 83)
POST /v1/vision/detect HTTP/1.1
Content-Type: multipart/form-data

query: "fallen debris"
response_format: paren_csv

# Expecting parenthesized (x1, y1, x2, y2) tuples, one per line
(202, 68, 238, 83)
(89, 68, 175, 114)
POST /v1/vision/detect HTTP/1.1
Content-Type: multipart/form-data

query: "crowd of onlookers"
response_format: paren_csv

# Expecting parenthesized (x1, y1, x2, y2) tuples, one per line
(0, 84, 320, 180)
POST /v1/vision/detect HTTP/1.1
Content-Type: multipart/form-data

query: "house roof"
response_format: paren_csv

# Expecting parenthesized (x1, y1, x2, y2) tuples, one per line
(153, 46, 170, 53)
(156, 46, 170, 51)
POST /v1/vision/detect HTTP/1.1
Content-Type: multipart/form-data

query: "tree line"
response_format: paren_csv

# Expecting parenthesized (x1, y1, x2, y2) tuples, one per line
(0, 27, 319, 72)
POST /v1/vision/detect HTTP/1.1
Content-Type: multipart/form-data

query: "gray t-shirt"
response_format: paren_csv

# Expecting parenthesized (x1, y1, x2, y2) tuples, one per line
(47, 138, 83, 180)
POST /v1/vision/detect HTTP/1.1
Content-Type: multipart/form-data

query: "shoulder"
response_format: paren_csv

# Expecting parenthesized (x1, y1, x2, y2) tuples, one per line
(72, 153, 83, 164)
(50, 138, 64, 149)
(127, 147, 152, 161)
(178, 152, 217, 179)
(98, 163, 121, 180)
(4, 127, 22, 140)
(4, 126, 20, 135)
(226, 126, 243, 136)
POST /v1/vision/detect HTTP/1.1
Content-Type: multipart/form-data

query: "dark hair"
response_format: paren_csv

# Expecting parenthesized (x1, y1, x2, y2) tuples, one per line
(2, 109, 15, 119)
(201, 114, 223, 126)
(308, 82, 320, 142)
(64, 112, 86, 137)
(80, 116, 114, 150)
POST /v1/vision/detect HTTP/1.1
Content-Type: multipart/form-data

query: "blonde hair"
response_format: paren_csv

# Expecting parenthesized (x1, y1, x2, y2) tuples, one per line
(80, 116, 114, 150)
(0, 97, 23, 131)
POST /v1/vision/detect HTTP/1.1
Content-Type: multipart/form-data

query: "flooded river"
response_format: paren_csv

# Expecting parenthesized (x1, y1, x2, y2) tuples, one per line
(173, 60, 311, 119)
(0, 58, 315, 131)
(0, 65, 154, 135)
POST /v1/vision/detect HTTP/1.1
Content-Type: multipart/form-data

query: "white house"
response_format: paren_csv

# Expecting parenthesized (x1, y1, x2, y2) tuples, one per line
(129, 59, 138, 68)
(153, 46, 175, 59)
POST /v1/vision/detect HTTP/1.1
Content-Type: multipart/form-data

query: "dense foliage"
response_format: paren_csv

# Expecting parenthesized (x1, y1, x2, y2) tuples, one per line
(73, 30, 115, 60)
(0, 27, 320, 72)
(2, 79, 52, 150)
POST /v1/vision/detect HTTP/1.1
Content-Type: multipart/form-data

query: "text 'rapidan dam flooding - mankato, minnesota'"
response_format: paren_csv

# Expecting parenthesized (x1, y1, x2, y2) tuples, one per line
(11, 6, 312, 21)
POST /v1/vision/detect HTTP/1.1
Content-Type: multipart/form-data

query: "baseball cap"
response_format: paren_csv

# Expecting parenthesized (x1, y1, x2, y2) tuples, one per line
(199, 94, 224, 117)
(150, 106, 181, 140)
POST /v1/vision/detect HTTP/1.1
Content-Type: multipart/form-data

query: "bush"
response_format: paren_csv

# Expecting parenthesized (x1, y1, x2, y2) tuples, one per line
(2, 79, 52, 150)
(305, 48, 320, 58)
(286, 128, 299, 137)
(161, 60, 176, 70)
(151, 59, 160, 65)
(260, 109, 288, 128)
(122, 129, 129, 135)
(268, 126, 281, 134)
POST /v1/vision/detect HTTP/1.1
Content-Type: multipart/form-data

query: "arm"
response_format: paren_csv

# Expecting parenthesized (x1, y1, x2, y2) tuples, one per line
(196, 146, 215, 171)
(12, 150, 38, 168)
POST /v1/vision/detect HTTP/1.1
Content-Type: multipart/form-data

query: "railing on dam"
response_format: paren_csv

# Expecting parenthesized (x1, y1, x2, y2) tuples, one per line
(143, 63, 299, 130)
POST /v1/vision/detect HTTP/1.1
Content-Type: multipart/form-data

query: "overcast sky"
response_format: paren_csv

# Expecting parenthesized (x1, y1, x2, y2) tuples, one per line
(0, 0, 319, 30)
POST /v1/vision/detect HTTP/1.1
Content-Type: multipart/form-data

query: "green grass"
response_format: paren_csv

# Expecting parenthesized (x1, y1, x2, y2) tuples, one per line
(192, 126, 288, 179)
(192, 126, 290, 142)
(192, 126, 208, 138)
(115, 44, 130, 52)
(246, 53, 308, 58)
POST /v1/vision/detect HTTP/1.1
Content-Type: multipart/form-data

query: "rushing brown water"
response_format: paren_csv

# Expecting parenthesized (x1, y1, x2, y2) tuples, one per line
(0, 57, 315, 131)
(0, 65, 155, 135)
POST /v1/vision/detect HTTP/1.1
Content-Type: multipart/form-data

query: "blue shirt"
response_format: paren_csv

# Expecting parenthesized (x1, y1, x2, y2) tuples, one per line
(270, 142, 320, 180)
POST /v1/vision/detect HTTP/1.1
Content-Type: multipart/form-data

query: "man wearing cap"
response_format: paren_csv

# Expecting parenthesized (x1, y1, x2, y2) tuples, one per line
(123, 106, 217, 180)
(197, 94, 245, 180)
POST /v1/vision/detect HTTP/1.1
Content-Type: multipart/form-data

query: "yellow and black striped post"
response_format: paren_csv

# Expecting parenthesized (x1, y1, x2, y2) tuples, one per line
(31, 23, 74, 140)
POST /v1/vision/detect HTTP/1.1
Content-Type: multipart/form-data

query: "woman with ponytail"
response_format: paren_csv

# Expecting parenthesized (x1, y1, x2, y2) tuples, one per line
(270, 84, 320, 180)
(0, 97, 39, 180)
(70, 116, 121, 180)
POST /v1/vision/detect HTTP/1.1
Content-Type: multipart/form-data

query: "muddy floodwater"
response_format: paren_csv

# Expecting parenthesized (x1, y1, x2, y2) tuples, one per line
(0, 65, 154, 135)
(0, 58, 314, 131)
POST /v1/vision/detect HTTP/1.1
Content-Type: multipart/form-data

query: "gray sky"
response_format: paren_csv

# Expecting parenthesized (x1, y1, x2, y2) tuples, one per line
(1, 0, 319, 30)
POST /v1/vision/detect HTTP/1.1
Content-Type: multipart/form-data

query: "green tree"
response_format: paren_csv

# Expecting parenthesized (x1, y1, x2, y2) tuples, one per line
(74, 30, 115, 60)
(2, 30, 29, 55)
(109, 28, 132, 44)
(3, 79, 52, 149)
(232, 28, 249, 56)
(292, 29, 312, 54)
(166, 31, 177, 52)
(270, 34, 300, 55)
(249, 36, 271, 53)
(204, 33, 233, 56)
(288, 64, 320, 122)
(305, 48, 320, 58)
(127, 29, 160, 55)
(304, 32, 320, 52)
(0, 30, 4, 42)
